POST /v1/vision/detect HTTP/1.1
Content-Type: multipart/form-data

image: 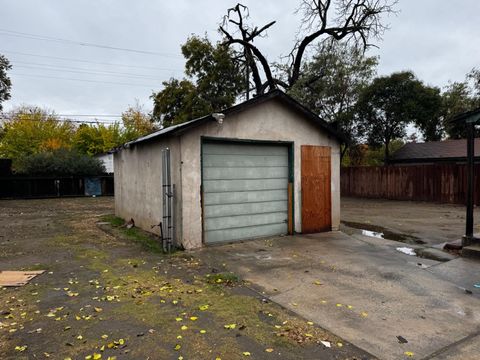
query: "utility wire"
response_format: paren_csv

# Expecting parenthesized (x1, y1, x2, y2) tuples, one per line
(2, 50, 183, 71)
(0, 115, 120, 125)
(13, 64, 167, 81)
(12, 60, 178, 78)
(12, 73, 158, 87)
(0, 28, 182, 58)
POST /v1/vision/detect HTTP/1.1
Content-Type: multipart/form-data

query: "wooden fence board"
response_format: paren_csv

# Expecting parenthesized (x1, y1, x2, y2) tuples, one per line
(341, 164, 480, 205)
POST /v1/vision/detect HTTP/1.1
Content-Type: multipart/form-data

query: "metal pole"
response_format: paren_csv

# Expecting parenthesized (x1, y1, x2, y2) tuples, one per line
(464, 122, 475, 246)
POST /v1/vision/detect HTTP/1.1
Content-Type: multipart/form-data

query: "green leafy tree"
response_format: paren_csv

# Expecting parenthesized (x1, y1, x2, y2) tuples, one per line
(0, 54, 12, 111)
(356, 71, 441, 163)
(443, 69, 480, 139)
(0, 107, 75, 169)
(288, 41, 378, 145)
(17, 148, 105, 176)
(73, 123, 123, 156)
(121, 102, 157, 142)
(152, 36, 245, 127)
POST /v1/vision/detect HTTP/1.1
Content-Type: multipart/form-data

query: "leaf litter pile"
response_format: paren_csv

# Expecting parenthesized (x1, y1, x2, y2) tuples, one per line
(0, 207, 369, 360)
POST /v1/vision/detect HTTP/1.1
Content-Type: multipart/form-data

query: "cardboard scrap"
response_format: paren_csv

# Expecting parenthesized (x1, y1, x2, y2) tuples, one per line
(0, 270, 45, 287)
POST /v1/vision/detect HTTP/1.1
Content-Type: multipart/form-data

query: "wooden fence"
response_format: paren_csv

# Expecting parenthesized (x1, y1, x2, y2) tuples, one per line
(341, 164, 480, 205)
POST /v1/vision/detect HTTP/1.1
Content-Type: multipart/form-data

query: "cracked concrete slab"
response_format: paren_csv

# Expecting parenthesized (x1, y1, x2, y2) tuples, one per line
(199, 232, 480, 360)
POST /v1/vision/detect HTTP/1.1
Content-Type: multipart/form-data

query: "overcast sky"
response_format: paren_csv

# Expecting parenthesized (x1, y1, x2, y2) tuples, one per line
(1, 0, 479, 123)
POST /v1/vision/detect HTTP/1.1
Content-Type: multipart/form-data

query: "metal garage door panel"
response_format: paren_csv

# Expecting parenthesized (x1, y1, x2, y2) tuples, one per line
(203, 178, 287, 193)
(206, 223, 288, 243)
(203, 166, 288, 180)
(204, 200, 288, 218)
(203, 142, 289, 244)
(203, 189, 288, 206)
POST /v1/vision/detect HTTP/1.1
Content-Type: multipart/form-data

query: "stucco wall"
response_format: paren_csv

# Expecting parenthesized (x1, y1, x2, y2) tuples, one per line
(114, 137, 182, 242)
(179, 98, 341, 249)
(96, 153, 114, 173)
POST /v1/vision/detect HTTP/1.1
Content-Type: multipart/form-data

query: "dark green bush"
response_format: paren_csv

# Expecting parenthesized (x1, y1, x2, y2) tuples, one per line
(16, 148, 105, 176)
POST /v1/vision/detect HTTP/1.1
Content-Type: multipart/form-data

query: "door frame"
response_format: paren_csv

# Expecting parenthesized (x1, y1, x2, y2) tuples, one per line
(200, 136, 295, 245)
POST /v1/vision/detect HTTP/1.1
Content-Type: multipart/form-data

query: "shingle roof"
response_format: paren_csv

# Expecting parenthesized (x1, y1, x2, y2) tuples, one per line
(391, 139, 480, 163)
(115, 90, 345, 151)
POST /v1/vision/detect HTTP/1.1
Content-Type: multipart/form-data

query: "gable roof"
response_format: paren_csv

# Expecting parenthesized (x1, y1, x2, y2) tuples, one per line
(117, 90, 345, 151)
(391, 139, 480, 163)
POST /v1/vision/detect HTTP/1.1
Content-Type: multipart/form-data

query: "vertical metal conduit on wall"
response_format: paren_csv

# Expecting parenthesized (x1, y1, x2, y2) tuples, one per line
(162, 148, 175, 252)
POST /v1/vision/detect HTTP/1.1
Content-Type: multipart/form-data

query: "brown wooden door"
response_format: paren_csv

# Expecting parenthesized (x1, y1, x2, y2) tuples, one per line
(301, 145, 332, 233)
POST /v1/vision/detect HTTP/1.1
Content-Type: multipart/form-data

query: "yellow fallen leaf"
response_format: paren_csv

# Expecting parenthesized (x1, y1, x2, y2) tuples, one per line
(181, 325, 188, 330)
(361, 311, 368, 318)
(305, 333, 313, 337)
(224, 324, 236, 329)
(118, 338, 125, 345)
(93, 354, 102, 360)
(77, 335, 83, 340)
(100, 345, 105, 351)
(106, 357, 117, 360)
(242, 352, 251, 356)
(101, 334, 108, 339)
(94, 307, 103, 313)
(175, 317, 182, 322)
(405, 351, 414, 357)
(265, 348, 274, 353)
(190, 316, 198, 321)
(337, 342, 343, 347)
(347, 305, 354, 309)
(15, 345, 27, 352)
(200, 329, 206, 334)
(313, 281, 322, 285)
(336, 303, 343, 307)
(174, 344, 181, 351)
(307, 321, 314, 325)
(199, 304, 209, 311)
(85, 356, 92, 360)
(177, 335, 182, 339)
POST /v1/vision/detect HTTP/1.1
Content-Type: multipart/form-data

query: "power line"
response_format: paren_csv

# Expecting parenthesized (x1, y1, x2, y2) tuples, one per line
(2, 50, 184, 71)
(0, 115, 120, 125)
(0, 28, 183, 58)
(12, 73, 158, 87)
(13, 64, 167, 81)
(12, 60, 178, 78)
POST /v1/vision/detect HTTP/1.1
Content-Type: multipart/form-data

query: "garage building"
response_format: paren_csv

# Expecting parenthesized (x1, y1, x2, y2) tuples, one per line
(113, 90, 344, 249)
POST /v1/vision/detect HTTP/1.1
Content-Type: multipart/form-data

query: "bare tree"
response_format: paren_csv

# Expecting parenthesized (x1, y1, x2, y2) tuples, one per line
(219, 1, 397, 95)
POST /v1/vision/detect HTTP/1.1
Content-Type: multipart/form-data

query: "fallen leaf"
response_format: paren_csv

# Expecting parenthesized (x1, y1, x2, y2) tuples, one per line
(361, 312, 368, 318)
(404, 351, 414, 357)
(199, 304, 209, 311)
(265, 348, 274, 353)
(307, 321, 314, 325)
(190, 316, 198, 321)
(224, 324, 236, 329)
(174, 344, 181, 351)
(181, 325, 188, 330)
(242, 352, 251, 356)
(15, 345, 27, 352)
(320, 341, 331, 348)
(200, 329, 206, 334)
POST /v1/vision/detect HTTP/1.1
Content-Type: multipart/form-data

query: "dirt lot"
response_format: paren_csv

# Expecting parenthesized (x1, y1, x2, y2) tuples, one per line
(0, 197, 370, 360)
(341, 197, 480, 246)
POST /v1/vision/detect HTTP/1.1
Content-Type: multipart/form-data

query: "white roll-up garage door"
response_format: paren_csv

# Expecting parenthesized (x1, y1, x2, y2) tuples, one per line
(202, 141, 289, 244)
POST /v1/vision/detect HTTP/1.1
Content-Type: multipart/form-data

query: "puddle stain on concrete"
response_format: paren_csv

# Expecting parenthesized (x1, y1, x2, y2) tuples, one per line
(342, 221, 426, 245)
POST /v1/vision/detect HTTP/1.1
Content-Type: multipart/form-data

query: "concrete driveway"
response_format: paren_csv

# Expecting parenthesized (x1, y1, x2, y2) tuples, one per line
(341, 197, 479, 246)
(199, 232, 480, 360)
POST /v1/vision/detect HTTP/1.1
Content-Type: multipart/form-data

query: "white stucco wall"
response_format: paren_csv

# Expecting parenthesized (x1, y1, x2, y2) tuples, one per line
(114, 137, 182, 242)
(179, 98, 341, 249)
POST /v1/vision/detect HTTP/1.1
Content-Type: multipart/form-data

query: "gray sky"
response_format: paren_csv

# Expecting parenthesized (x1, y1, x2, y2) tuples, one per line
(1, 0, 479, 123)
